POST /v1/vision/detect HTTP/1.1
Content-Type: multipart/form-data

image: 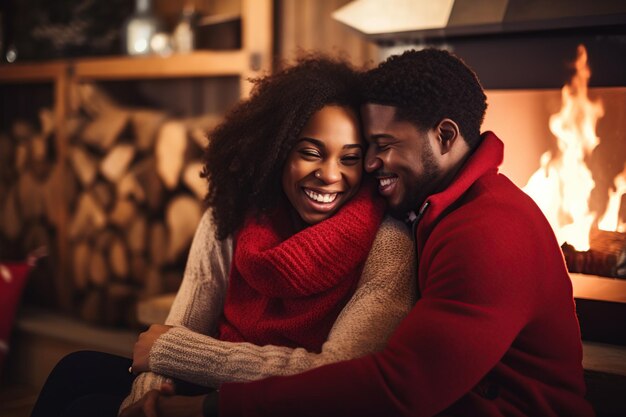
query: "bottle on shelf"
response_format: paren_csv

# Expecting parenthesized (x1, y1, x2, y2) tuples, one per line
(172, 3, 197, 54)
(121, 0, 163, 56)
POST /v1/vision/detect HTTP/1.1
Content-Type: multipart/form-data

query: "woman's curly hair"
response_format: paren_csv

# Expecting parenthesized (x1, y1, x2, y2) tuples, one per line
(201, 56, 361, 240)
(360, 48, 487, 149)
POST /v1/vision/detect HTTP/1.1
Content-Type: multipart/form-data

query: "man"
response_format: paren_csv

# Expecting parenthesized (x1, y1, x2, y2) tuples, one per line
(125, 49, 594, 417)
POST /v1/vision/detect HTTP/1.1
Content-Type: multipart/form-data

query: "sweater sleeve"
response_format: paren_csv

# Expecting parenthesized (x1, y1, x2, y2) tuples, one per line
(118, 372, 169, 412)
(147, 216, 416, 388)
(119, 210, 232, 415)
(163, 209, 232, 332)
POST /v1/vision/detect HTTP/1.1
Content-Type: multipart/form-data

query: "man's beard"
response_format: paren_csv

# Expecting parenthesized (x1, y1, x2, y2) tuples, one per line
(389, 142, 441, 220)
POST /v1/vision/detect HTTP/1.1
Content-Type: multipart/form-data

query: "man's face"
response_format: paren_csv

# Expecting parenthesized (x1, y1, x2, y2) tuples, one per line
(361, 103, 442, 218)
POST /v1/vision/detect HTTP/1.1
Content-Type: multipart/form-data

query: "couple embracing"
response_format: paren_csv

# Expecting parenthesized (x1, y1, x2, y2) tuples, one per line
(33, 49, 594, 417)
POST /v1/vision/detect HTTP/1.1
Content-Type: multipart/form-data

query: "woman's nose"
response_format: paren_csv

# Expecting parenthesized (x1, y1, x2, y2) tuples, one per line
(316, 162, 342, 183)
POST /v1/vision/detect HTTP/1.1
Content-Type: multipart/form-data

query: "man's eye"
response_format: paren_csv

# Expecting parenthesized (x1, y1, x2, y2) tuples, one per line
(341, 155, 362, 165)
(376, 143, 390, 151)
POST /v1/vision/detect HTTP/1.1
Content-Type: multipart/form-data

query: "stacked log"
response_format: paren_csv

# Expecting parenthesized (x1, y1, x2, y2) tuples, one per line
(0, 84, 221, 328)
(0, 110, 64, 262)
(562, 226, 626, 278)
(0, 109, 69, 309)
(64, 84, 219, 327)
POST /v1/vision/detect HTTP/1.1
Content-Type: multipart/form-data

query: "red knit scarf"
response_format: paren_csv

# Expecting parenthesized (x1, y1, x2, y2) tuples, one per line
(217, 181, 385, 352)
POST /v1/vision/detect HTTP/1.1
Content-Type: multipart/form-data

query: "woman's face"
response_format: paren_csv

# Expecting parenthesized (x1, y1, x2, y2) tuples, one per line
(282, 105, 364, 226)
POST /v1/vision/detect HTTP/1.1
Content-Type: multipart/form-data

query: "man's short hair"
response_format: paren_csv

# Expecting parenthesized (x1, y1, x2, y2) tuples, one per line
(361, 48, 487, 149)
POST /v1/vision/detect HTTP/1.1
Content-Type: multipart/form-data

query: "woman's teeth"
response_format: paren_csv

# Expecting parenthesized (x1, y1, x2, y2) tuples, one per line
(304, 189, 338, 203)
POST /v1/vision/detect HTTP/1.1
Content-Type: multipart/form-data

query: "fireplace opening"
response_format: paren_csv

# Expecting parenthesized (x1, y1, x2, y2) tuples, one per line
(485, 45, 626, 277)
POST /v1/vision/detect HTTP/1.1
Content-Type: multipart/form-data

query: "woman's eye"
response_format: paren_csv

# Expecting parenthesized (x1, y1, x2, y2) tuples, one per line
(299, 149, 320, 159)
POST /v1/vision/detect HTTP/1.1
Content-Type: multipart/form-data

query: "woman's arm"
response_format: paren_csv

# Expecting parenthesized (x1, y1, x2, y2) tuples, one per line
(147, 216, 416, 387)
(164, 209, 232, 332)
(120, 210, 232, 413)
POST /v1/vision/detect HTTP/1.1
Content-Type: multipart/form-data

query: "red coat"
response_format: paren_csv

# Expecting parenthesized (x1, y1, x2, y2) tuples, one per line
(218, 132, 595, 417)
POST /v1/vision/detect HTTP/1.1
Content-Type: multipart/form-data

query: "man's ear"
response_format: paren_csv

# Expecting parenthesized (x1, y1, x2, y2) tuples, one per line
(436, 119, 460, 155)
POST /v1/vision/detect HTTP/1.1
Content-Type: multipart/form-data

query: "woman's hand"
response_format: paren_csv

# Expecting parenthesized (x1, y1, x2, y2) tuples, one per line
(119, 389, 161, 417)
(118, 380, 176, 417)
(132, 324, 173, 373)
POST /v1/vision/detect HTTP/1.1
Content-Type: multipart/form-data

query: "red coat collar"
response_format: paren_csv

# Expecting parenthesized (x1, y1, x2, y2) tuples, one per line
(417, 131, 504, 232)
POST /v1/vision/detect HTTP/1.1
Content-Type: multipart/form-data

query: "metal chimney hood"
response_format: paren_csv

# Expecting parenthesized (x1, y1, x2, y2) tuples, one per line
(333, 0, 626, 43)
(333, 0, 626, 90)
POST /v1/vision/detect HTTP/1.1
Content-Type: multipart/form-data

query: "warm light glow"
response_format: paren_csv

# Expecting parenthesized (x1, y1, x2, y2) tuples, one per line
(133, 39, 149, 53)
(598, 164, 626, 232)
(522, 45, 607, 250)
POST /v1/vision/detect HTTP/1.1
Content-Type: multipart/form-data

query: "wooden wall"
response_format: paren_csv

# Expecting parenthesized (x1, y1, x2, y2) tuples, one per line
(276, 0, 379, 68)
(155, 0, 379, 69)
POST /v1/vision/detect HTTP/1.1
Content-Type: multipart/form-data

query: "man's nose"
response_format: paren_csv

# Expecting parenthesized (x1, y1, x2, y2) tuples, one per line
(365, 145, 381, 173)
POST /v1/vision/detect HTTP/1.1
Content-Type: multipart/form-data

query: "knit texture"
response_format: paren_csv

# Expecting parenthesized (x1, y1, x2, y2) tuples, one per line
(120, 205, 415, 413)
(219, 182, 385, 351)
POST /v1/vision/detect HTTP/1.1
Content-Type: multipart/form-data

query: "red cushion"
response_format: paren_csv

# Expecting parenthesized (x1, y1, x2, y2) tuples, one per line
(0, 262, 31, 375)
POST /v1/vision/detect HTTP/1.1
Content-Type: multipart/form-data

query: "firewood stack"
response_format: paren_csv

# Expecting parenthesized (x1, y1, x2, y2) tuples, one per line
(0, 110, 62, 265)
(0, 83, 221, 327)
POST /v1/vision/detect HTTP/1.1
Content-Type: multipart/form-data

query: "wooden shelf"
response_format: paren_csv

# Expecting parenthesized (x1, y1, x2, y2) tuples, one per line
(0, 51, 249, 84)
(73, 51, 249, 80)
(9, 305, 136, 391)
(16, 306, 136, 357)
(0, 0, 273, 85)
(0, 61, 65, 83)
(570, 273, 626, 303)
(583, 340, 626, 376)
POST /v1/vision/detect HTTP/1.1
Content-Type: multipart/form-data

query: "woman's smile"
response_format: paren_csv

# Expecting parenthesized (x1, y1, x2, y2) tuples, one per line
(302, 187, 342, 211)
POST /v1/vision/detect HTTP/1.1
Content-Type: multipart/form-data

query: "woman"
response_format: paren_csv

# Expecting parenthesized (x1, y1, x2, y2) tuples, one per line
(30, 57, 415, 417)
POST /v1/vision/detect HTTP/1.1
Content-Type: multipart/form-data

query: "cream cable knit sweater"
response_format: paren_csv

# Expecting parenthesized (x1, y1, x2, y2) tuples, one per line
(120, 210, 416, 411)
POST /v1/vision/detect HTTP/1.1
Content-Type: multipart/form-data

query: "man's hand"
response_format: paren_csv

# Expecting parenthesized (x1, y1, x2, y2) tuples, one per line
(119, 389, 206, 417)
(132, 324, 173, 373)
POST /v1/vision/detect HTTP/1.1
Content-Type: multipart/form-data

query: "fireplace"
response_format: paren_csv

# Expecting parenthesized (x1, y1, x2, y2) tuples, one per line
(349, 0, 626, 345)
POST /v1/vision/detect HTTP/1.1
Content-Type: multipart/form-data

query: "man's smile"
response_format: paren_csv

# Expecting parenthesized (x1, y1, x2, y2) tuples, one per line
(375, 174, 399, 196)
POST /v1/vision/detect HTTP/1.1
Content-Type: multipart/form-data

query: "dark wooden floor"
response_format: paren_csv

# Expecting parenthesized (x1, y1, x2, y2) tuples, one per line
(0, 383, 38, 417)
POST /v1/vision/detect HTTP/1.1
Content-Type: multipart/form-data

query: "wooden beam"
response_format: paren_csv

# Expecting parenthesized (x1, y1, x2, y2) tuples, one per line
(54, 69, 73, 313)
(240, 0, 273, 96)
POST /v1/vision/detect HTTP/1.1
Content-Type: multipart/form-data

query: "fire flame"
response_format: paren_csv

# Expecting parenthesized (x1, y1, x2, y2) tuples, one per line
(522, 45, 608, 250)
(598, 165, 626, 233)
